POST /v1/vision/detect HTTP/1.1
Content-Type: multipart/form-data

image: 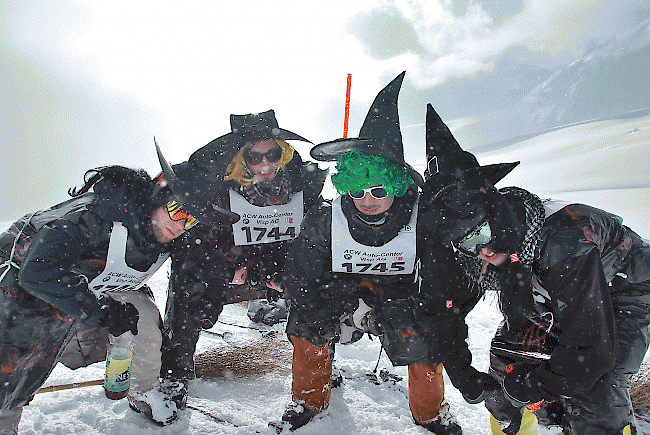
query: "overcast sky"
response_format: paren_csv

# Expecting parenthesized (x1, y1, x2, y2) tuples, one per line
(2, 0, 648, 220)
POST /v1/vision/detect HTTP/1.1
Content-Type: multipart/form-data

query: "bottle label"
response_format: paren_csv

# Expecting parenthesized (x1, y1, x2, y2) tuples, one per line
(104, 348, 132, 393)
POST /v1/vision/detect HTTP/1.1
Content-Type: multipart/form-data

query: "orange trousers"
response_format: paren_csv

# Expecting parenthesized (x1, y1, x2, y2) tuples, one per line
(289, 336, 445, 422)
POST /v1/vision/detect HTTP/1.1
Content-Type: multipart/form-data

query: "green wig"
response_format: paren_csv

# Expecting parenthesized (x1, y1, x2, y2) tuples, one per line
(331, 150, 413, 198)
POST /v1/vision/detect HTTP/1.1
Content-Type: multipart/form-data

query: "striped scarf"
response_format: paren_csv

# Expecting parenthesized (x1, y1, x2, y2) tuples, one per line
(459, 187, 546, 295)
(240, 169, 291, 206)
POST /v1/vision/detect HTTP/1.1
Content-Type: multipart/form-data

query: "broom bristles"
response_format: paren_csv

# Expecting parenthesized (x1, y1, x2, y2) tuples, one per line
(631, 361, 650, 413)
(194, 337, 292, 379)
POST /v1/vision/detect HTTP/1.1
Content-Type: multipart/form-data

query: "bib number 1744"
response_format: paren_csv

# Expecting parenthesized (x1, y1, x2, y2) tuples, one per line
(241, 226, 296, 243)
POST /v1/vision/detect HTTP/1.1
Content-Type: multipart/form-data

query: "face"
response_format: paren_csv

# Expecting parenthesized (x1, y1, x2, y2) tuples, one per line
(245, 139, 281, 184)
(352, 191, 395, 215)
(150, 206, 187, 244)
(477, 247, 510, 266)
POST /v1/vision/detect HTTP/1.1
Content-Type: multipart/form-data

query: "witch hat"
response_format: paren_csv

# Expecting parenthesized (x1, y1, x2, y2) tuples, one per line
(310, 71, 424, 187)
(424, 103, 519, 192)
(154, 138, 240, 224)
(229, 109, 311, 143)
(187, 109, 312, 177)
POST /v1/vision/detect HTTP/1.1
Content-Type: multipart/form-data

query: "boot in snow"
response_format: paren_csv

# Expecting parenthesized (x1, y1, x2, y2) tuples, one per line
(416, 402, 463, 435)
(247, 299, 288, 325)
(128, 387, 179, 426)
(269, 400, 325, 433)
(160, 378, 188, 410)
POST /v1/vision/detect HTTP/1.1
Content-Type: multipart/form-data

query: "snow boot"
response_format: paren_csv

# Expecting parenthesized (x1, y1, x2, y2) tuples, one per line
(415, 403, 463, 435)
(269, 400, 325, 433)
(160, 378, 188, 410)
(247, 299, 288, 325)
(128, 387, 179, 426)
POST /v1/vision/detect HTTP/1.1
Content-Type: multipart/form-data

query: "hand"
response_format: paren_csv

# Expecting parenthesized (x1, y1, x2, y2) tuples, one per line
(265, 280, 282, 302)
(462, 371, 501, 404)
(502, 363, 541, 408)
(230, 267, 246, 285)
(98, 296, 139, 336)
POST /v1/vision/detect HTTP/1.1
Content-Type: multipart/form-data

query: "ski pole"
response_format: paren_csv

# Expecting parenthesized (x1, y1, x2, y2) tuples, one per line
(343, 73, 351, 138)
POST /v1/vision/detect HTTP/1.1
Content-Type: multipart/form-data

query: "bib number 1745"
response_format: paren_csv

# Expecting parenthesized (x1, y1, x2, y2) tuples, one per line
(340, 261, 406, 273)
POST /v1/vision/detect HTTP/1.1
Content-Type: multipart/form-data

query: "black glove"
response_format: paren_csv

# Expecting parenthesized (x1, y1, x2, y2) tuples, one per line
(502, 363, 542, 408)
(98, 295, 139, 336)
(461, 371, 501, 404)
(265, 285, 283, 303)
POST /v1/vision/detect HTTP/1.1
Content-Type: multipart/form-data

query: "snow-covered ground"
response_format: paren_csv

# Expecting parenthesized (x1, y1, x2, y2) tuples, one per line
(2, 115, 650, 434)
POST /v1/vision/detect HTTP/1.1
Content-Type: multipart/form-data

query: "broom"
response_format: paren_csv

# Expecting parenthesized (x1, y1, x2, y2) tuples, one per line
(38, 333, 292, 393)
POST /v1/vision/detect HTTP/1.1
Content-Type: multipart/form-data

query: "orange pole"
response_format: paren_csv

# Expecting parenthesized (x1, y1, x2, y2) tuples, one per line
(343, 74, 352, 138)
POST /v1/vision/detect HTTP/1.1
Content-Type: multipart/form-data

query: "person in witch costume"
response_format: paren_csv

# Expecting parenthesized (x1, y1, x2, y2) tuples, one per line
(158, 110, 327, 409)
(419, 103, 650, 435)
(271, 72, 464, 435)
(0, 141, 234, 433)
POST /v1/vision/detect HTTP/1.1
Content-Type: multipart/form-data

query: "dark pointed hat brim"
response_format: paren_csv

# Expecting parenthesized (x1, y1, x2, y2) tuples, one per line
(155, 140, 240, 225)
(310, 138, 424, 188)
(229, 109, 312, 144)
(224, 128, 312, 144)
(309, 138, 372, 161)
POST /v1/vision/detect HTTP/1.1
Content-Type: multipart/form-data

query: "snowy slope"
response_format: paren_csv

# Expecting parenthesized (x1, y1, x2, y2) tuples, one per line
(447, 17, 650, 150)
(2, 115, 650, 434)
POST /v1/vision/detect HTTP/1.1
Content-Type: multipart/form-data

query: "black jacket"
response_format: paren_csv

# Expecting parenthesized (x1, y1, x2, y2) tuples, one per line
(281, 185, 425, 353)
(160, 152, 327, 380)
(422, 202, 650, 399)
(0, 172, 169, 408)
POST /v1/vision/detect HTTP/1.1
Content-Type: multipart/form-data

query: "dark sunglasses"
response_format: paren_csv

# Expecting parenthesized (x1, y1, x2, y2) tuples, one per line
(453, 220, 493, 256)
(244, 147, 282, 165)
(347, 186, 389, 200)
(166, 200, 199, 230)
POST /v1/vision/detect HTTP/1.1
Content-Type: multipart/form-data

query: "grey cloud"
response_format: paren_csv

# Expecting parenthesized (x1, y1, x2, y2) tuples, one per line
(452, 0, 525, 26)
(346, 8, 428, 59)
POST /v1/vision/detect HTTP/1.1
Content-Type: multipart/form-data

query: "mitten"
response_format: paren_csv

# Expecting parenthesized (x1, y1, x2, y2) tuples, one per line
(462, 371, 501, 404)
(502, 363, 542, 408)
(98, 295, 139, 336)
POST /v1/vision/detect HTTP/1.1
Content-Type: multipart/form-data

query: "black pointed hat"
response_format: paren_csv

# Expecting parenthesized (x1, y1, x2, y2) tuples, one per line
(154, 139, 241, 225)
(421, 105, 525, 248)
(310, 71, 424, 187)
(424, 103, 519, 193)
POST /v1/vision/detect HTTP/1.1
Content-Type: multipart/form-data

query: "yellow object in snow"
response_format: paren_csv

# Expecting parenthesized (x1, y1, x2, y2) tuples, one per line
(489, 408, 539, 435)
(623, 424, 633, 435)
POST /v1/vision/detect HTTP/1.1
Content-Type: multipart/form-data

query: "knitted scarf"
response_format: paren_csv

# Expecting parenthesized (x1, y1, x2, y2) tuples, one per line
(458, 187, 546, 301)
(240, 168, 291, 206)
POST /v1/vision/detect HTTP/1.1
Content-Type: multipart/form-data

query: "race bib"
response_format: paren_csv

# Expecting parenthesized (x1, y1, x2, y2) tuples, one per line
(331, 196, 418, 275)
(88, 222, 169, 296)
(230, 190, 304, 246)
